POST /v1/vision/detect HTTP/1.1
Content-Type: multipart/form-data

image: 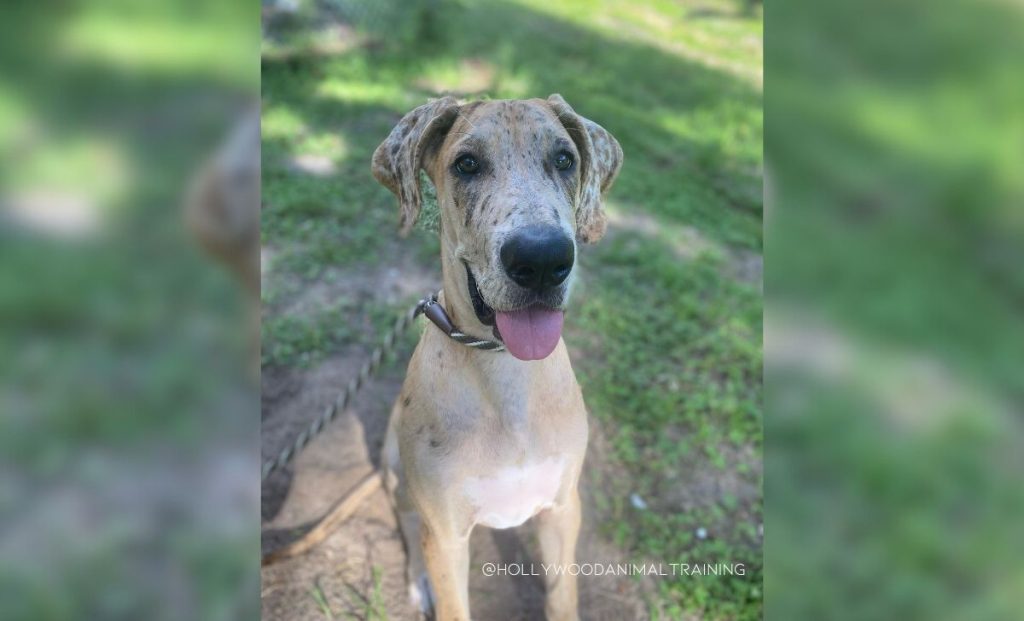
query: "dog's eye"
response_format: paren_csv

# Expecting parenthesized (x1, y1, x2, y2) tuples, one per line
(455, 155, 480, 175)
(553, 151, 574, 171)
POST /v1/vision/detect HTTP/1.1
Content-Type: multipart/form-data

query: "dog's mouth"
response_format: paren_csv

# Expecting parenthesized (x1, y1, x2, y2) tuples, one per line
(464, 264, 565, 361)
(465, 266, 496, 327)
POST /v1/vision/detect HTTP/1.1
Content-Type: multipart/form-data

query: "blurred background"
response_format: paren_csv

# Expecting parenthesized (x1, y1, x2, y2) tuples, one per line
(0, 1, 259, 620)
(259, 0, 761, 619)
(10, 0, 1016, 618)
(765, 0, 1024, 620)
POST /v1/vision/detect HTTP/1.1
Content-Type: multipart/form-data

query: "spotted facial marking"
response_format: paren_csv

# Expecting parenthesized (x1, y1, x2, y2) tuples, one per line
(372, 95, 622, 319)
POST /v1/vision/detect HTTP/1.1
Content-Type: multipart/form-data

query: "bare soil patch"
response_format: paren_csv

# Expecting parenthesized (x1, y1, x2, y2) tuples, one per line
(261, 348, 654, 620)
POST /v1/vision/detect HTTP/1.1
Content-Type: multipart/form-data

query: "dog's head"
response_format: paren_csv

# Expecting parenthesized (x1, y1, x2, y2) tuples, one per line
(373, 95, 622, 360)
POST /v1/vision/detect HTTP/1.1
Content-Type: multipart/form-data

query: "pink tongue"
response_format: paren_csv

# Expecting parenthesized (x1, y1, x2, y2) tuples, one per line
(495, 307, 564, 361)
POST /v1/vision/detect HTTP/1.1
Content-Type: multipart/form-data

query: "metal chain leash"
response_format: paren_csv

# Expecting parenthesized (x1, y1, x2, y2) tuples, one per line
(261, 290, 504, 481)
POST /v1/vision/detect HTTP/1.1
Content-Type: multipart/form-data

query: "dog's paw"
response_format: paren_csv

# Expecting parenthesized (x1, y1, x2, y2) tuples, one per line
(408, 573, 435, 620)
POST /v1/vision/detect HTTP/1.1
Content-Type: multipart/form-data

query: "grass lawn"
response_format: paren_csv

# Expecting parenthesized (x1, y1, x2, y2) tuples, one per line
(1, 3, 259, 619)
(765, 1, 1024, 619)
(262, 0, 762, 618)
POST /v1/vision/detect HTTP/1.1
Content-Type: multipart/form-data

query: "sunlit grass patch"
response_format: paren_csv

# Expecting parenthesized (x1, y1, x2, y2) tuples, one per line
(57, 8, 256, 86)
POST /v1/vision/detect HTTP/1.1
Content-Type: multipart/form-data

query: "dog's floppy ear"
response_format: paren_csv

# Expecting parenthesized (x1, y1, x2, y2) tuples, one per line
(372, 96, 460, 235)
(547, 94, 623, 243)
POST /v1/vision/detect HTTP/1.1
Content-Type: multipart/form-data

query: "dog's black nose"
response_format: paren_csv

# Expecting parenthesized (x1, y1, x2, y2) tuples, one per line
(499, 225, 575, 291)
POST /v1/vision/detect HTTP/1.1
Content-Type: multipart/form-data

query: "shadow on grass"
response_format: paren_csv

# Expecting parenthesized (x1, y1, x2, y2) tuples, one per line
(261, 0, 763, 253)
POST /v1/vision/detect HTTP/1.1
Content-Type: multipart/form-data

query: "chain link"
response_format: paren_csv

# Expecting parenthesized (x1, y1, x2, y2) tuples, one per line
(261, 291, 507, 481)
(261, 297, 424, 481)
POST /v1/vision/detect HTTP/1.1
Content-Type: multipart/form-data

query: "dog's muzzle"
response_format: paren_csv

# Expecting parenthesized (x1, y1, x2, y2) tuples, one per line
(462, 224, 574, 362)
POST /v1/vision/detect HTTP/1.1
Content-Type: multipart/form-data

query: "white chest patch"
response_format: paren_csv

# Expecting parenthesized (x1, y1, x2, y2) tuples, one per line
(463, 456, 566, 529)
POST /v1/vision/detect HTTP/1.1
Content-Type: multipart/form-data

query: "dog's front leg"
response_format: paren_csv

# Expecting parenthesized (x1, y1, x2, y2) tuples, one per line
(421, 521, 471, 621)
(536, 488, 582, 621)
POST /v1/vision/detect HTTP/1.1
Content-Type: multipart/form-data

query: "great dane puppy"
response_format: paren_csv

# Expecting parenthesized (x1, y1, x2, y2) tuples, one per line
(372, 94, 622, 621)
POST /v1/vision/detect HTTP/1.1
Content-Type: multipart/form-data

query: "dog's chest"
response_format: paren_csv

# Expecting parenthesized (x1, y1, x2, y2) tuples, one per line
(462, 456, 566, 529)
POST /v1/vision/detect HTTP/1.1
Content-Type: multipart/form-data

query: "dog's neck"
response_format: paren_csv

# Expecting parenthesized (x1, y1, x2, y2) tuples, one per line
(435, 226, 569, 432)
(438, 237, 493, 341)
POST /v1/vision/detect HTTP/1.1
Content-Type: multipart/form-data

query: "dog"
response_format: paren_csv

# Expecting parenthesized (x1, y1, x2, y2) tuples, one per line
(372, 94, 622, 621)
(184, 104, 261, 297)
(183, 104, 261, 374)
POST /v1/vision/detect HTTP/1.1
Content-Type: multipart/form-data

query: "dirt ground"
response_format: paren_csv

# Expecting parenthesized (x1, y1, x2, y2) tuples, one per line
(261, 340, 654, 621)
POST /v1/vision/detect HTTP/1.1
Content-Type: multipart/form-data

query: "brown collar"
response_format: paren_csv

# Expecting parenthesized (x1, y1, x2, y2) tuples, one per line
(415, 292, 505, 352)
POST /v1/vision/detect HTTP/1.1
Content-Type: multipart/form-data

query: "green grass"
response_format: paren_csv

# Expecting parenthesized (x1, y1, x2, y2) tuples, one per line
(574, 239, 762, 619)
(310, 579, 334, 619)
(262, 1, 762, 618)
(341, 567, 388, 621)
(765, 0, 1024, 619)
(0, 2, 259, 620)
